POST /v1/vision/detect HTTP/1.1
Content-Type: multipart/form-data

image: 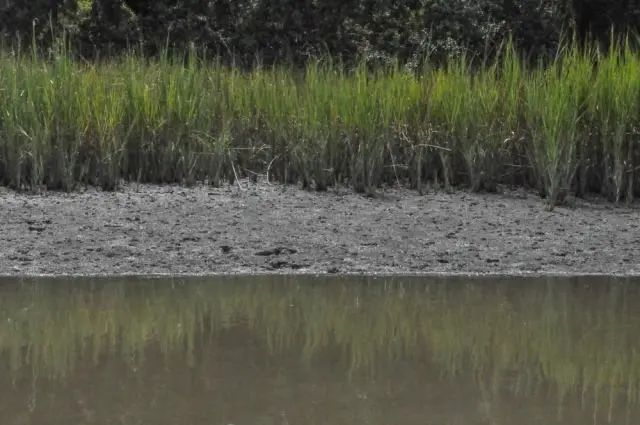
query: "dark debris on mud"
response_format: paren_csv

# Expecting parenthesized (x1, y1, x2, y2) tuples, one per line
(1, 181, 639, 277)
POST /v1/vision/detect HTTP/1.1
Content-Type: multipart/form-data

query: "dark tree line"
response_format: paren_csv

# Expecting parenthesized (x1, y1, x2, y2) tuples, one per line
(2, 1, 639, 65)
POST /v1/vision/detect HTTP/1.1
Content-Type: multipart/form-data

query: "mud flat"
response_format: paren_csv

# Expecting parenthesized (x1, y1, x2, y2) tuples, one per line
(0, 181, 639, 277)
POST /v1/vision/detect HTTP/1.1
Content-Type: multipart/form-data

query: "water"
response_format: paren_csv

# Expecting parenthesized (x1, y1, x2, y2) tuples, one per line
(0, 275, 638, 425)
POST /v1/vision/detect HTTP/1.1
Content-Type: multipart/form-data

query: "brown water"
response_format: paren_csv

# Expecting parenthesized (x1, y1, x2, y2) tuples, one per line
(0, 275, 638, 425)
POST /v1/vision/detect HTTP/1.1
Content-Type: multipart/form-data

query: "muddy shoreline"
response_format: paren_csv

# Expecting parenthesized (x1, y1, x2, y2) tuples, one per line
(1, 181, 639, 277)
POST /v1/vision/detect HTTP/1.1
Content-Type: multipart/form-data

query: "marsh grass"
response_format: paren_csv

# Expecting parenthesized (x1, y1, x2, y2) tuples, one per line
(1, 36, 640, 207)
(587, 35, 640, 202)
(522, 44, 592, 207)
(0, 277, 639, 420)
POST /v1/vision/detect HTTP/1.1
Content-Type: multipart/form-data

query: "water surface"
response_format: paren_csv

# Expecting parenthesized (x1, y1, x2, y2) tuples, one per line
(0, 276, 638, 424)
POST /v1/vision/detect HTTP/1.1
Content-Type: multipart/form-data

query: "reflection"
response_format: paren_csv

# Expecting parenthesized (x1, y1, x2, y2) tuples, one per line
(0, 275, 638, 424)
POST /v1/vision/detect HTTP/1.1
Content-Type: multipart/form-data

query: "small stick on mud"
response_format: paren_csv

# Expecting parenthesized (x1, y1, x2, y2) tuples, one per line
(266, 155, 279, 186)
(228, 150, 244, 192)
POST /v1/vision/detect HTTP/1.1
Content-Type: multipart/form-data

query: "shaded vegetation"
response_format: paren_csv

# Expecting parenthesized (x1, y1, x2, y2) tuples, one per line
(3, 1, 640, 68)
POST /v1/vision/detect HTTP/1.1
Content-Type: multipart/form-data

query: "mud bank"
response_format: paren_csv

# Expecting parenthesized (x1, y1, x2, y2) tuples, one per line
(1, 181, 639, 277)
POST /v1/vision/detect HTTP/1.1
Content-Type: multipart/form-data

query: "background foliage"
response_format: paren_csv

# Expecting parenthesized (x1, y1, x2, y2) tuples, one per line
(2, 0, 639, 66)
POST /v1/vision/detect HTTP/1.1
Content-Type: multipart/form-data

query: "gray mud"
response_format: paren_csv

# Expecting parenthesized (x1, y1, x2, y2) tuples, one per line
(1, 181, 639, 276)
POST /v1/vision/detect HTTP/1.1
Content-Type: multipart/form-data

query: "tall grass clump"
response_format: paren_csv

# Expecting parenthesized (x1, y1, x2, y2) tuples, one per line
(0, 39, 90, 190)
(427, 53, 507, 192)
(120, 48, 235, 186)
(291, 60, 338, 190)
(334, 62, 388, 195)
(522, 40, 593, 209)
(1, 34, 640, 207)
(587, 34, 640, 203)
